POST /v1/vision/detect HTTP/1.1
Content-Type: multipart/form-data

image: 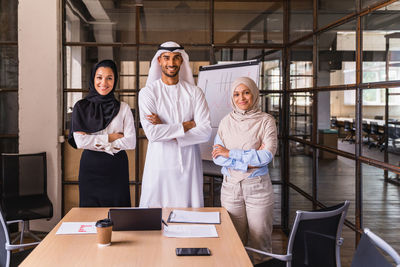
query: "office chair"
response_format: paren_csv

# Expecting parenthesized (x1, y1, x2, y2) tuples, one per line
(351, 228, 400, 267)
(388, 125, 400, 150)
(0, 208, 39, 267)
(246, 201, 350, 267)
(396, 127, 400, 150)
(330, 117, 342, 138)
(331, 116, 338, 128)
(369, 122, 383, 149)
(362, 121, 372, 146)
(1, 152, 53, 244)
(342, 121, 355, 143)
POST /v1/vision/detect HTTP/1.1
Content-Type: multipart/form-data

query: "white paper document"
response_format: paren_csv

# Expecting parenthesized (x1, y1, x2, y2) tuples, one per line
(163, 225, 218, 238)
(168, 210, 221, 224)
(56, 222, 97, 235)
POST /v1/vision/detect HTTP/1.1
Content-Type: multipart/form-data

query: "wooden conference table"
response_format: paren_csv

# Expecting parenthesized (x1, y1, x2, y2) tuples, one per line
(20, 207, 252, 267)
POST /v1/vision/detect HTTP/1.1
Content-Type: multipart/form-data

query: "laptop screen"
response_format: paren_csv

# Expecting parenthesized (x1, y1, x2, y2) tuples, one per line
(108, 208, 162, 231)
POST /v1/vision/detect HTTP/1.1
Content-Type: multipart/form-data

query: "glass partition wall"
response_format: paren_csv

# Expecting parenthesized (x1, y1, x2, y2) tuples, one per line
(285, 0, 400, 259)
(62, 0, 400, 257)
(0, 0, 18, 158)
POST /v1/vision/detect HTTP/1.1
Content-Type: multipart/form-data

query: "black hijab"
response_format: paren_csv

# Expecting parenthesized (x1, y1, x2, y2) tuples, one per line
(68, 60, 120, 148)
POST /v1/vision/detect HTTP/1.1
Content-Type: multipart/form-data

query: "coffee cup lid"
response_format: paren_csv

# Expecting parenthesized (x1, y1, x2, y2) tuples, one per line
(96, 218, 113, 228)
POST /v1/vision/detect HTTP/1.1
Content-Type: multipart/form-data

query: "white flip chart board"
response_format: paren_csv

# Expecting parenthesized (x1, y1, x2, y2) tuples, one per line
(197, 60, 261, 160)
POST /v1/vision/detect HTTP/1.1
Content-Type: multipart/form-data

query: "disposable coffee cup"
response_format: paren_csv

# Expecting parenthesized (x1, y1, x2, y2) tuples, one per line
(96, 218, 113, 247)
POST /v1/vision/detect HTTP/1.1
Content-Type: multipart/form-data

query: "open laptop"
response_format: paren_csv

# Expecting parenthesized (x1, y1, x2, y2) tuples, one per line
(108, 208, 162, 231)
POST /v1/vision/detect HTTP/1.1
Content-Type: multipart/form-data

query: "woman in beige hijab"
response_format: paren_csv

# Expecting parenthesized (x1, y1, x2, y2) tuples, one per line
(212, 77, 277, 264)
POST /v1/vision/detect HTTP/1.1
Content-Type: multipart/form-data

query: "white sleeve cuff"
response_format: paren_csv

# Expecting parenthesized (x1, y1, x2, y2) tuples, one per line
(94, 135, 114, 155)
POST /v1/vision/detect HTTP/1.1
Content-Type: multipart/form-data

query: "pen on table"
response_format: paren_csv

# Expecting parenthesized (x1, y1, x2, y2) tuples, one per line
(162, 219, 169, 229)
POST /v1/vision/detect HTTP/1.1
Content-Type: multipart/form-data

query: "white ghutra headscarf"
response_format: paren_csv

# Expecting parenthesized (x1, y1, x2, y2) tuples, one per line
(146, 41, 195, 87)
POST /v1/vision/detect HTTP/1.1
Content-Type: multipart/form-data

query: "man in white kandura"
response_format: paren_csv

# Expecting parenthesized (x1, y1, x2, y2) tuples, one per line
(139, 41, 212, 208)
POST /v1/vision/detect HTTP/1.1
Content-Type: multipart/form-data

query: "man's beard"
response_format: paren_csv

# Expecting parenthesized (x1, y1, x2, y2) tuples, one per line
(162, 66, 180, 78)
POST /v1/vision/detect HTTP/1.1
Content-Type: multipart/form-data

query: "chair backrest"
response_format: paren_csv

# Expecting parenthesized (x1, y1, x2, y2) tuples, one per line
(362, 121, 369, 133)
(287, 201, 350, 267)
(351, 228, 400, 267)
(370, 122, 379, 134)
(0, 209, 11, 267)
(344, 121, 351, 130)
(396, 126, 400, 137)
(388, 125, 397, 139)
(1, 152, 47, 199)
(331, 117, 338, 128)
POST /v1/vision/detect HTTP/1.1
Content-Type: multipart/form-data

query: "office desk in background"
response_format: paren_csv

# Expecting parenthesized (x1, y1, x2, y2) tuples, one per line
(336, 117, 386, 126)
(20, 207, 252, 267)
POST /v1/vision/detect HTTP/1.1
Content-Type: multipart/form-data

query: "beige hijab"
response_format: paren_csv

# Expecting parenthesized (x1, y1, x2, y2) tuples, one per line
(229, 77, 263, 121)
(217, 77, 277, 180)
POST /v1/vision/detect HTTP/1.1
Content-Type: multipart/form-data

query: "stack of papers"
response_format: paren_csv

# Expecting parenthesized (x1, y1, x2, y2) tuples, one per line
(56, 222, 97, 235)
(163, 225, 218, 238)
(164, 210, 220, 238)
(167, 210, 220, 224)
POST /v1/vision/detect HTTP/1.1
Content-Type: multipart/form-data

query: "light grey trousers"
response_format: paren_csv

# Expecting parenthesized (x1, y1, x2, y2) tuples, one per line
(221, 174, 274, 265)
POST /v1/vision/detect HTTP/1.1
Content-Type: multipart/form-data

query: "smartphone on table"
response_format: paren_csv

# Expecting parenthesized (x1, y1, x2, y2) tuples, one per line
(176, 248, 211, 256)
